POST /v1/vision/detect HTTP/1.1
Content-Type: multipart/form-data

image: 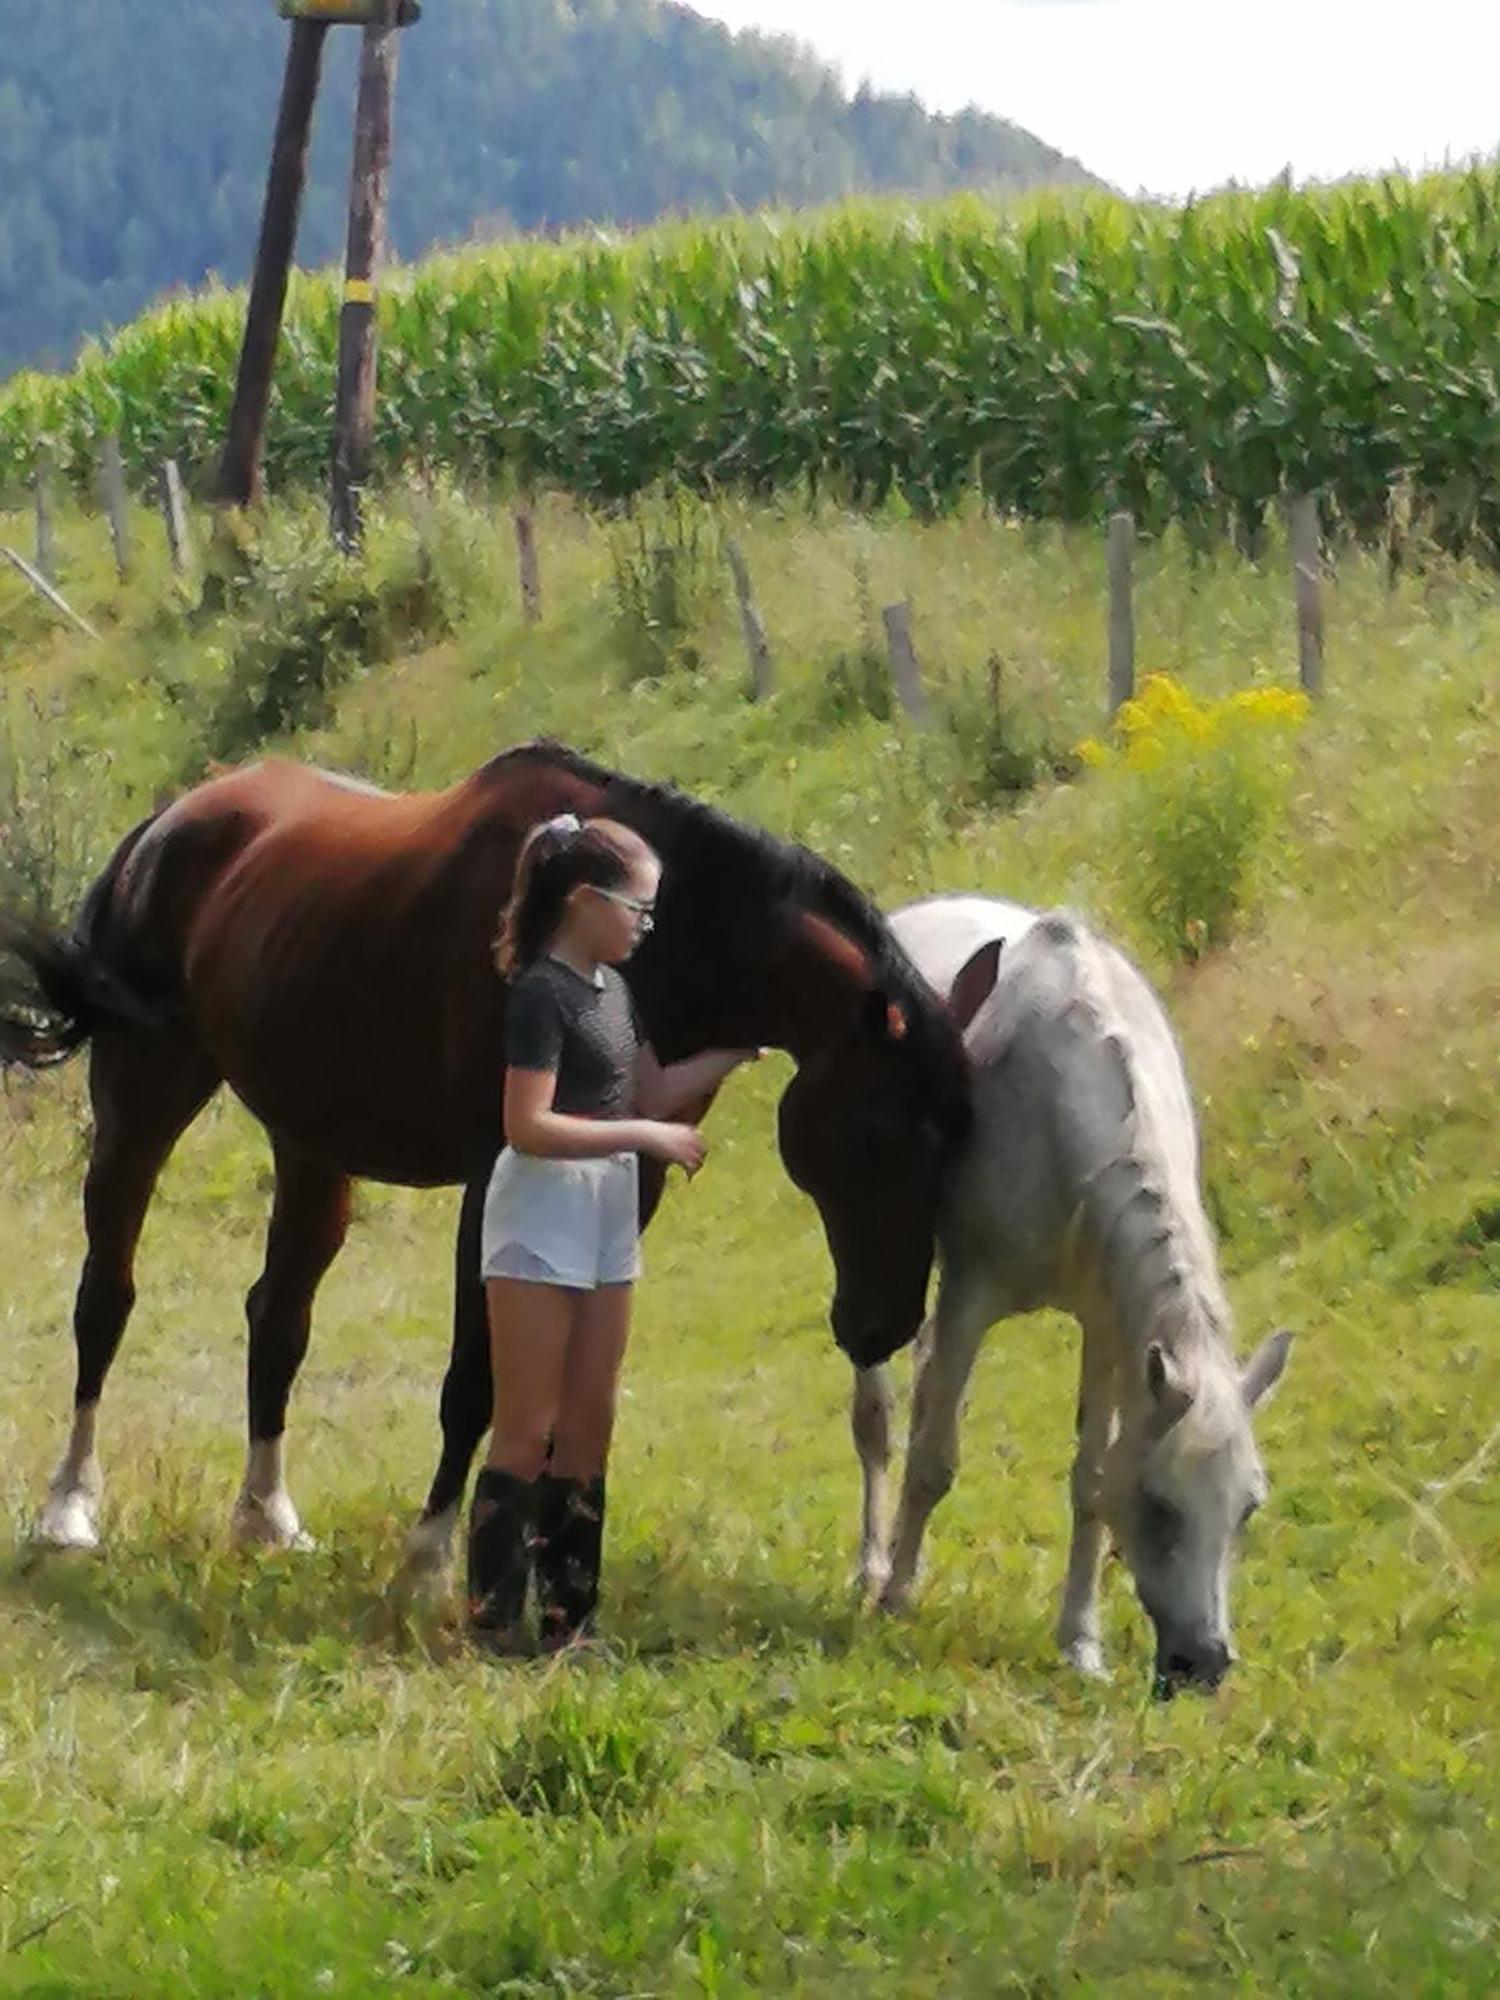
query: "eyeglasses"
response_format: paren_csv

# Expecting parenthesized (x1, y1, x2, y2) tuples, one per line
(595, 886, 656, 932)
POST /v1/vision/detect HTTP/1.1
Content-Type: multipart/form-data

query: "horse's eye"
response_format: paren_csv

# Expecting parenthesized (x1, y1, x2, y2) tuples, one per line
(1141, 1492, 1181, 1556)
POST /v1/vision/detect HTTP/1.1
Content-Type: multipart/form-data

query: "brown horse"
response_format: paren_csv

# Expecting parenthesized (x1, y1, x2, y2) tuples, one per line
(1, 741, 970, 1566)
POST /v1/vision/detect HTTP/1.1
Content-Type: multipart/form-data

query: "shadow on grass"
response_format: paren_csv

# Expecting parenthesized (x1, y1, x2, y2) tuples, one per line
(610, 1541, 1054, 1680)
(2, 1518, 1060, 1695)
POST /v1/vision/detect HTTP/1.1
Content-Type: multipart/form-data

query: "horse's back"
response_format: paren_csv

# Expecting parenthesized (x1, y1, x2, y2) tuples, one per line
(905, 902, 1204, 1311)
(890, 893, 1038, 1004)
(973, 913, 1199, 1189)
(94, 758, 524, 1182)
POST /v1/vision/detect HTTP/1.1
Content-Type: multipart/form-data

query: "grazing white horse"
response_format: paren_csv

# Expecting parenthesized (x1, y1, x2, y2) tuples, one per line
(854, 895, 1291, 1695)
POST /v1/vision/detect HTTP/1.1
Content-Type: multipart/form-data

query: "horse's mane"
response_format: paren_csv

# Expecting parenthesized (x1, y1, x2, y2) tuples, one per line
(478, 741, 971, 1132)
(1025, 913, 1231, 1353)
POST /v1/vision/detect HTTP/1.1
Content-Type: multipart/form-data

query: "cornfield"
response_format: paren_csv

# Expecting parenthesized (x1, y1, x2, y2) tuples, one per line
(5, 172, 1500, 550)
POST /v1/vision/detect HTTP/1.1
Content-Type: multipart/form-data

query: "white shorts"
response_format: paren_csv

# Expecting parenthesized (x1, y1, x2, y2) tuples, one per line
(480, 1148, 642, 1290)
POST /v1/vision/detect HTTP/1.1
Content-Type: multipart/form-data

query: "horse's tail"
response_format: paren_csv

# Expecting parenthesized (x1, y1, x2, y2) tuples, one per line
(0, 818, 166, 1071)
(0, 912, 159, 1069)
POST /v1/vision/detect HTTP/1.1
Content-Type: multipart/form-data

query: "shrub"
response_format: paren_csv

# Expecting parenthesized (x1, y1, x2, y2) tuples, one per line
(202, 539, 385, 763)
(949, 653, 1079, 806)
(1078, 673, 1309, 961)
(198, 512, 459, 765)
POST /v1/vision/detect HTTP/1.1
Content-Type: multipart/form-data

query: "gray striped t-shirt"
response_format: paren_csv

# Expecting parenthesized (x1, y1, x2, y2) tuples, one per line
(504, 956, 641, 1119)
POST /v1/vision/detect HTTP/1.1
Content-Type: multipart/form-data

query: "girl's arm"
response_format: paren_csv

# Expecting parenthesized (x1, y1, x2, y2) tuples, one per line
(505, 1066, 704, 1172)
(634, 1045, 761, 1120)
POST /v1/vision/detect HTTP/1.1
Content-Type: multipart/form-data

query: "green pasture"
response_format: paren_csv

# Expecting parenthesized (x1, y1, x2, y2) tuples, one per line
(1, 491, 1497, 1993)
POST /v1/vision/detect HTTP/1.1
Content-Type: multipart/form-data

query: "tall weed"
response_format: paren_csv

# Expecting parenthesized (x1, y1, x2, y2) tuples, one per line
(0, 691, 103, 919)
(608, 491, 720, 682)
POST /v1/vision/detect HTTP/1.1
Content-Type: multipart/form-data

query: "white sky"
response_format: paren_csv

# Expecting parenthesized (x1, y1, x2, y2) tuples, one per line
(684, 1, 1500, 199)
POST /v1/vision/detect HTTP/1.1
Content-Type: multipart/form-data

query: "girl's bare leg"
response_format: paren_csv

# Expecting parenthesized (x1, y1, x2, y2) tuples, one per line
(537, 1283, 633, 1646)
(483, 1276, 577, 1479)
(551, 1282, 632, 1478)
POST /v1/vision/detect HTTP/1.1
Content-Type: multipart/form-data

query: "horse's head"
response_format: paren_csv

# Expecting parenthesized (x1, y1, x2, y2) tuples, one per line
(1101, 1328, 1292, 1697)
(776, 917, 971, 1369)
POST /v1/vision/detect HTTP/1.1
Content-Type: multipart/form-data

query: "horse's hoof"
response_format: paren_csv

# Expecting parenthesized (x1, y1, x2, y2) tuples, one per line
(34, 1490, 101, 1551)
(401, 1509, 457, 1579)
(1062, 1636, 1109, 1681)
(875, 1580, 914, 1616)
(231, 1494, 314, 1552)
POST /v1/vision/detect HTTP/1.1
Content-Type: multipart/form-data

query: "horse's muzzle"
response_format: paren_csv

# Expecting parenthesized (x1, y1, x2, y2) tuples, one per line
(830, 1299, 919, 1370)
(1152, 1635, 1234, 1701)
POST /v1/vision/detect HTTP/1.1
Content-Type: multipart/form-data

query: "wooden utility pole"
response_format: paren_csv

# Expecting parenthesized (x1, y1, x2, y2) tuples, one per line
(329, 1, 402, 551)
(216, 18, 331, 507)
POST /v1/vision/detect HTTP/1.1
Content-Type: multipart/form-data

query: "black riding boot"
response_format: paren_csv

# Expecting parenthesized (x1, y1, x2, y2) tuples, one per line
(466, 1467, 540, 1653)
(535, 1474, 606, 1651)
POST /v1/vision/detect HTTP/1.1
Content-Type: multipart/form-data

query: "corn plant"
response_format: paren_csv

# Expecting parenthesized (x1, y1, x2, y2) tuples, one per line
(6, 173, 1500, 553)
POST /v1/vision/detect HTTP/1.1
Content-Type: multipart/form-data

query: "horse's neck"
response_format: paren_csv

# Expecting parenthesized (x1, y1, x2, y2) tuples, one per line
(1084, 1142, 1229, 1369)
(466, 754, 877, 1060)
(636, 920, 853, 1062)
(624, 799, 873, 1062)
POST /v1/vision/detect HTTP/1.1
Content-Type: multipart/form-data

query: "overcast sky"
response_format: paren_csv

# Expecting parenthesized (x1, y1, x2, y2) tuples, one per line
(685, 1, 1500, 198)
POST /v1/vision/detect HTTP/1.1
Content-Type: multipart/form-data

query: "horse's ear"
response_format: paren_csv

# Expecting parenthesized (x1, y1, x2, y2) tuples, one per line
(1241, 1328, 1293, 1410)
(948, 938, 1002, 1034)
(796, 910, 875, 991)
(1145, 1341, 1194, 1427)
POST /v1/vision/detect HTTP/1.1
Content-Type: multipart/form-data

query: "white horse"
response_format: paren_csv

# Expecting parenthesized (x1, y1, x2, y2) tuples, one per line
(853, 895, 1291, 1695)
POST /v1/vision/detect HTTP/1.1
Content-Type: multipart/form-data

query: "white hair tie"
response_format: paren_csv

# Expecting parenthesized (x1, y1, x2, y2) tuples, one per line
(538, 811, 582, 839)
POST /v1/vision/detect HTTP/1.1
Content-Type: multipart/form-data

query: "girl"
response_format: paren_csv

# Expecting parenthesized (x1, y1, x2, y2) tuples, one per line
(467, 811, 757, 1654)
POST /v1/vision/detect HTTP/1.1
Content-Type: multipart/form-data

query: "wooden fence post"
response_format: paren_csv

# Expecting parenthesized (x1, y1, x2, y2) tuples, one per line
(98, 435, 132, 581)
(33, 453, 56, 583)
(0, 544, 101, 640)
(1107, 511, 1135, 716)
(881, 601, 933, 728)
(512, 501, 542, 622)
(725, 536, 773, 700)
(158, 459, 193, 577)
(1289, 493, 1323, 697)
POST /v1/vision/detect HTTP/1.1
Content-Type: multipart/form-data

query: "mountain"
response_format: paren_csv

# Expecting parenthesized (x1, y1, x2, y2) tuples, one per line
(0, 0, 1094, 378)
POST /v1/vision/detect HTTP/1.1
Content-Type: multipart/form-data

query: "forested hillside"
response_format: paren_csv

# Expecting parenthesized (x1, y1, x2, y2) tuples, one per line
(0, 0, 1091, 375)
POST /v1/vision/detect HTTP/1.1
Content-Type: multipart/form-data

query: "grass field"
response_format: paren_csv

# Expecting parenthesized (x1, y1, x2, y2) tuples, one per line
(1, 490, 1498, 1994)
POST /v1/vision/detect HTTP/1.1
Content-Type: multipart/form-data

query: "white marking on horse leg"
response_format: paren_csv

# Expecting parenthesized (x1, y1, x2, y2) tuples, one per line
(231, 1437, 315, 1551)
(879, 1288, 992, 1613)
(1057, 1510, 1110, 1679)
(851, 1363, 895, 1596)
(35, 1403, 103, 1549)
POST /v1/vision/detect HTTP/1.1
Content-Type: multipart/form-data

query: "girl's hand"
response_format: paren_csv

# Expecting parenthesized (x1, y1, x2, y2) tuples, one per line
(642, 1121, 707, 1176)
